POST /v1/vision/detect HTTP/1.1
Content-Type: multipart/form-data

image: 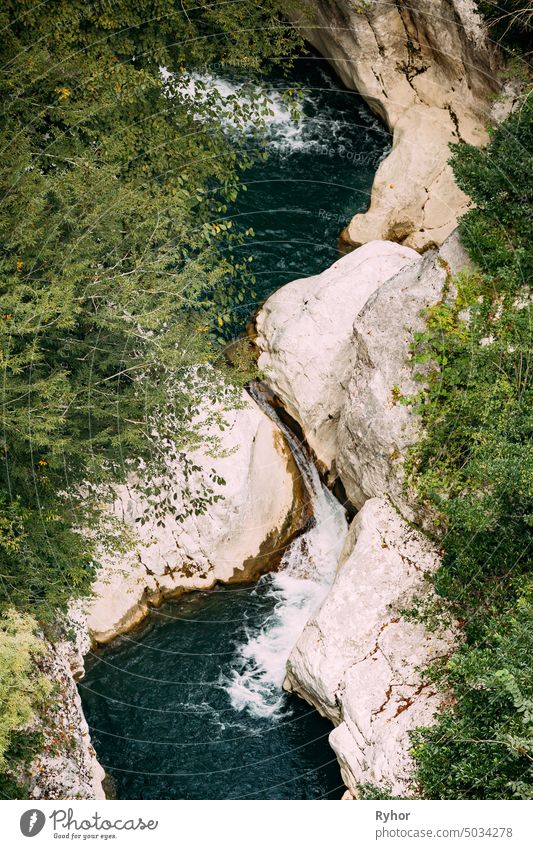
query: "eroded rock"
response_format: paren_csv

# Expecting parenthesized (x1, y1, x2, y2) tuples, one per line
(86, 391, 304, 644)
(256, 233, 463, 522)
(284, 497, 454, 796)
(287, 0, 499, 249)
(336, 247, 451, 521)
(25, 607, 105, 800)
(255, 240, 419, 471)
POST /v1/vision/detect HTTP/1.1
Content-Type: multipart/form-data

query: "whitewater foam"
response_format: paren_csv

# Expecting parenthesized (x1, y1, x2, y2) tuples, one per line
(161, 67, 386, 155)
(224, 387, 348, 719)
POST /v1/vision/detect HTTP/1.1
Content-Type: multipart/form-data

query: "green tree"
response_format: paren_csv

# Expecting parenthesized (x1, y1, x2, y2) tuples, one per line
(477, 1, 533, 49)
(411, 592, 532, 799)
(0, 1, 302, 621)
(407, 93, 532, 799)
(0, 609, 50, 769)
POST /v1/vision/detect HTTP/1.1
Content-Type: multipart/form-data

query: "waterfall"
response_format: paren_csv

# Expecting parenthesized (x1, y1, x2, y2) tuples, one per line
(223, 382, 348, 718)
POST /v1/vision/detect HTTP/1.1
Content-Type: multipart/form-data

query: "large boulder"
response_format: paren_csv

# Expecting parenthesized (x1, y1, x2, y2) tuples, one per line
(255, 241, 419, 471)
(284, 497, 454, 797)
(86, 390, 304, 643)
(287, 0, 499, 249)
(336, 246, 451, 520)
(257, 232, 465, 521)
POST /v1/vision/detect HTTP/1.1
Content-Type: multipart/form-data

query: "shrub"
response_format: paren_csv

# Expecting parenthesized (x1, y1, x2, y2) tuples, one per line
(0, 610, 50, 774)
(408, 92, 532, 798)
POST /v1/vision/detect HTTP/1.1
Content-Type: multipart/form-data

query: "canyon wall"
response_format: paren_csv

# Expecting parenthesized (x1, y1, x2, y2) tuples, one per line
(22, 607, 105, 800)
(257, 230, 469, 523)
(286, 0, 500, 250)
(264, 7, 496, 788)
(285, 498, 454, 796)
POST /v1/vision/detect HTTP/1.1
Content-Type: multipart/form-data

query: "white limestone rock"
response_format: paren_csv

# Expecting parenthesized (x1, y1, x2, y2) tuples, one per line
(345, 106, 484, 252)
(284, 497, 454, 797)
(86, 391, 302, 643)
(255, 241, 419, 471)
(287, 0, 499, 249)
(26, 612, 105, 800)
(336, 247, 450, 520)
(437, 226, 473, 277)
(256, 232, 465, 521)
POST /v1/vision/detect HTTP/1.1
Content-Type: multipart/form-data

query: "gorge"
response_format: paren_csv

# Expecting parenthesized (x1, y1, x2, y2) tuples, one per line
(76, 56, 385, 801)
(12, 1, 525, 803)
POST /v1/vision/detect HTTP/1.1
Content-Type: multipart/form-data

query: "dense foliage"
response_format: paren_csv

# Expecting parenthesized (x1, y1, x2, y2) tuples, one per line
(408, 93, 532, 798)
(477, 1, 533, 51)
(0, 0, 300, 791)
(0, 0, 301, 620)
(0, 610, 49, 769)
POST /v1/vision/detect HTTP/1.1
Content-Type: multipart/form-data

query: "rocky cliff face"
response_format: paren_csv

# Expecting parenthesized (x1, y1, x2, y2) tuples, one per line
(285, 498, 454, 796)
(286, 0, 500, 250)
(23, 607, 105, 800)
(257, 231, 467, 521)
(257, 232, 469, 795)
(335, 242, 457, 521)
(86, 390, 305, 644)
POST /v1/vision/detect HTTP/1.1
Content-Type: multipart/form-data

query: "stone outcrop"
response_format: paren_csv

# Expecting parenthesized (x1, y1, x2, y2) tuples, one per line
(86, 390, 304, 644)
(284, 497, 454, 796)
(286, 0, 500, 249)
(25, 607, 105, 800)
(336, 245, 451, 521)
(255, 240, 419, 472)
(257, 232, 465, 521)
(337, 229, 471, 521)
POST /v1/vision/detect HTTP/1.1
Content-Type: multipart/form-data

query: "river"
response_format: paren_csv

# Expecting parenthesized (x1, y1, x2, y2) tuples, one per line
(79, 55, 389, 800)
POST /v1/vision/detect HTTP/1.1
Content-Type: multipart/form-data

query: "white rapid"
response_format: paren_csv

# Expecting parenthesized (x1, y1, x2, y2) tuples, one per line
(162, 65, 386, 156)
(224, 383, 348, 718)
